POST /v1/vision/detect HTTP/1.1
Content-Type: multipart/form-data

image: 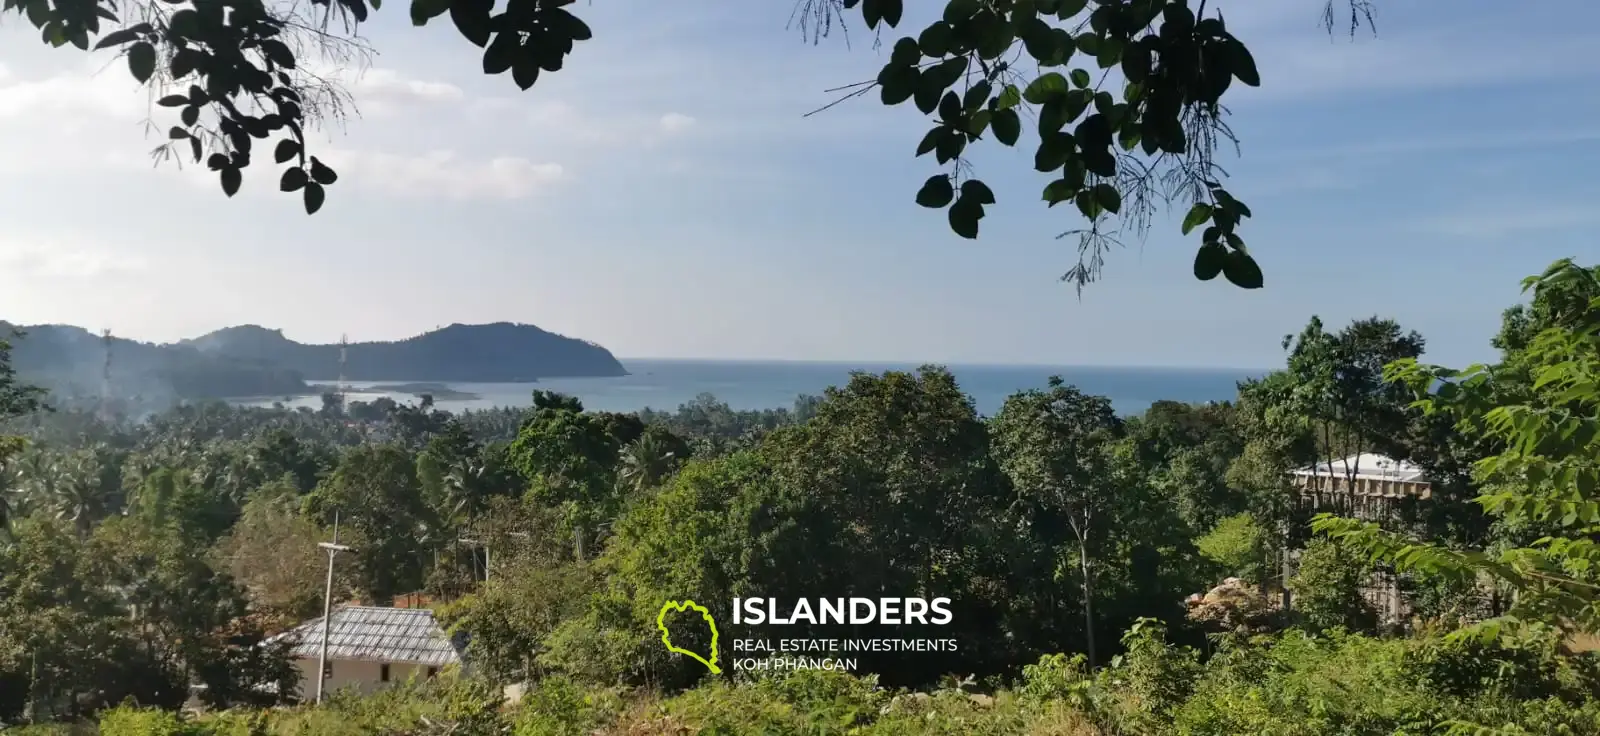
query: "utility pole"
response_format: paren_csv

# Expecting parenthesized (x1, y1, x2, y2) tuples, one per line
(337, 334, 349, 415)
(99, 329, 112, 421)
(458, 537, 490, 584)
(315, 513, 353, 704)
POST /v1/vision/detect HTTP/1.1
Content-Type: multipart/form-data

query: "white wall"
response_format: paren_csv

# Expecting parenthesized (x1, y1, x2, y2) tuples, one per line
(291, 657, 440, 699)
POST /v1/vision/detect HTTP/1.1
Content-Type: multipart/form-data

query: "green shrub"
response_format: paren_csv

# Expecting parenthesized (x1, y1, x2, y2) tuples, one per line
(1196, 513, 1267, 583)
(1287, 538, 1377, 634)
(511, 675, 625, 736)
(97, 707, 201, 736)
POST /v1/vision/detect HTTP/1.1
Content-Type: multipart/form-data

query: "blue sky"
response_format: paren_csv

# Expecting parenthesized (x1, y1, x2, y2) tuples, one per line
(0, 0, 1595, 369)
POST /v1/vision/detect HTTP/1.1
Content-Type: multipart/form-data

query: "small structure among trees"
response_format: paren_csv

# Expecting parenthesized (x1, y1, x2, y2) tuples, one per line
(1288, 453, 1432, 628)
(1290, 453, 1431, 521)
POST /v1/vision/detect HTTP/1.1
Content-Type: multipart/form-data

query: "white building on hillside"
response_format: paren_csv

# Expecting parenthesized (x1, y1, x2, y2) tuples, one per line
(265, 606, 466, 699)
(1290, 453, 1431, 518)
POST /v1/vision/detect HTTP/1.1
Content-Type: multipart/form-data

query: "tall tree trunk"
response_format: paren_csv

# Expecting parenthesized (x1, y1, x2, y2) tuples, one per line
(1079, 536, 1096, 669)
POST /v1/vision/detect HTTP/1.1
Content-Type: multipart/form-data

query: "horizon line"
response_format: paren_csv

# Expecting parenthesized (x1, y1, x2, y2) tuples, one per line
(615, 356, 1277, 374)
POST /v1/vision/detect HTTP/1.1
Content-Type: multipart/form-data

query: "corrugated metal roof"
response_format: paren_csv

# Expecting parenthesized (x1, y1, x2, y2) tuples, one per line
(1290, 453, 1426, 483)
(263, 606, 465, 666)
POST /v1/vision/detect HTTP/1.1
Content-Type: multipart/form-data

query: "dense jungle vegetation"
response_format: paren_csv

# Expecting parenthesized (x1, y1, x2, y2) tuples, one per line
(1, 259, 1598, 735)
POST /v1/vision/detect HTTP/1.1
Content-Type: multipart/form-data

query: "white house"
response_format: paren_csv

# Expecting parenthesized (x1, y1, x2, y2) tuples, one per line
(264, 605, 466, 699)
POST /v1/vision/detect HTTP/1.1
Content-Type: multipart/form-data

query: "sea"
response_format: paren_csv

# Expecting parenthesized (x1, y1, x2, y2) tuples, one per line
(237, 359, 1265, 418)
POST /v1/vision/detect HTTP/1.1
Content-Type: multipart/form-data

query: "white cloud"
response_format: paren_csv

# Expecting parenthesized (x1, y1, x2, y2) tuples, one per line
(319, 148, 565, 200)
(0, 241, 146, 278)
(341, 67, 464, 116)
(659, 112, 696, 134)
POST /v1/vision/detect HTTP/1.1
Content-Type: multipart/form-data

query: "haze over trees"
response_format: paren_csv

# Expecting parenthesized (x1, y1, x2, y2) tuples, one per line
(1, 260, 1598, 733)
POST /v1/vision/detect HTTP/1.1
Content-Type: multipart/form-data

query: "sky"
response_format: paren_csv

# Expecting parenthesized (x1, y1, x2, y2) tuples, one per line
(0, 0, 1596, 369)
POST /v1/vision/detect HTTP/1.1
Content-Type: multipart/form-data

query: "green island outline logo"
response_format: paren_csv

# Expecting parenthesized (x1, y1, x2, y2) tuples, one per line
(657, 599, 722, 674)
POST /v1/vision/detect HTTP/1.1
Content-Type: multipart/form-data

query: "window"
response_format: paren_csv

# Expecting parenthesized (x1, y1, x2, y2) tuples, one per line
(427, 667, 438, 678)
(380, 664, 391, 682)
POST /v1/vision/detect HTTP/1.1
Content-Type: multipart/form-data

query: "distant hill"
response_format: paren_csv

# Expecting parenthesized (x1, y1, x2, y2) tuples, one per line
(3, 322, 627, 402)
(3, 323, 308, 402)
(183, 323, 627, 382)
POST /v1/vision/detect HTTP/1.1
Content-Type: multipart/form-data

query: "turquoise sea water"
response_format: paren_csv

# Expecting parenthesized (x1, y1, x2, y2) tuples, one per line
(242, 359, 1264, 417)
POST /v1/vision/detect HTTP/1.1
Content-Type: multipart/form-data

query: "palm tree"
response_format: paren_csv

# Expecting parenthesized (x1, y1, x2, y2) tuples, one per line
(617, 432, 680, 496)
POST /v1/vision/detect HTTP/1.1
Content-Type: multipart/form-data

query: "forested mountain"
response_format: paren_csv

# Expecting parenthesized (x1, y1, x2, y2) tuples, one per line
(183, 323, 627, 381)
(3, 324, 307, 402)
(3, 322, 626, 403)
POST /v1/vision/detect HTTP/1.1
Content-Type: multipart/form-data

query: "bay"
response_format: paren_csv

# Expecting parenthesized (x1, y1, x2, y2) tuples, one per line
(236, 359, 1264, 417)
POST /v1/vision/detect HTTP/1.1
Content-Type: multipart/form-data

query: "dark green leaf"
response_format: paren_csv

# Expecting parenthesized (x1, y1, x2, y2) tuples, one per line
(915, 175, 954, 208)
(168, 126, 188, 140)
(1092, 182, 1120, 214)
(206, 153, 229, 170)
(188, 136, 201, 162)
(280, 167, 309, 192)
(260, 40, 296, 70)
(410, 0, 449, 25)
(1222, 250, 1264, 288)
(274, 139, 301, 164)
(1039, 99, 1067, 135)
(127, 42, 156, 84)
(963, 80, 991, 113)
(991, 109, 1020, 146)
(511, 56, 540, 90)
(1193, 242, 1226, 281)
(937, 91, 961, 123)
(934, 130, 966, 163)
(1095, 36, 1122, 68)
(915, 127, 941, 157)
(451, 0, 493, 47)
(995, 84, 1021, 110)
(967, 109, 991, 137)
(924, 57, 968, 92)
(1181, 203, 1212, 235)
(92, 27, 143, 51)
(1055, 0, 1087, 18)
(1042, 179, 1074, 205)
(1074, 190, 1101, 219)
(1228, 38, 1260, 87)
(221, 167, 241, 197)
(483, 33, 518, 75)
(890, 37, 921, 67)
(918, 23, 953, 57)
(1069, 68, 1090, 89)
(309, 157, 338, 185)
(960, 178, 994, 205)
(181, 105, 199, 127)
(1121, 43, 1149, 84)
(879, 65, 918, 105)
(943, 0, 979, 24)
(170, 49, 199, 80)
(1019, 17, 1056, 62)
(913, 83, 941, 115)
(861, 0, 882, 28)
(157, 94, 188, 108)
(168, 9, 199, 39)
(304, 181, 326, 214)
(948, 197, 982, 238)
(1034, 132, 1071, 171)
(879, 0, 903, 27)
(1023, 72, 1067, 105)
(547, 8, 593, 41)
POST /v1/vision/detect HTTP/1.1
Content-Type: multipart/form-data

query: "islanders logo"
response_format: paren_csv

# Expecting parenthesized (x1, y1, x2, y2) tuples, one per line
(657, 600, 721, 674)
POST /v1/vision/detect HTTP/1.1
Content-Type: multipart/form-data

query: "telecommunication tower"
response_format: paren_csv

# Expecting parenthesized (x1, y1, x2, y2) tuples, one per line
(337, 333, 349, 413)
(99, 329, 113, 420)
